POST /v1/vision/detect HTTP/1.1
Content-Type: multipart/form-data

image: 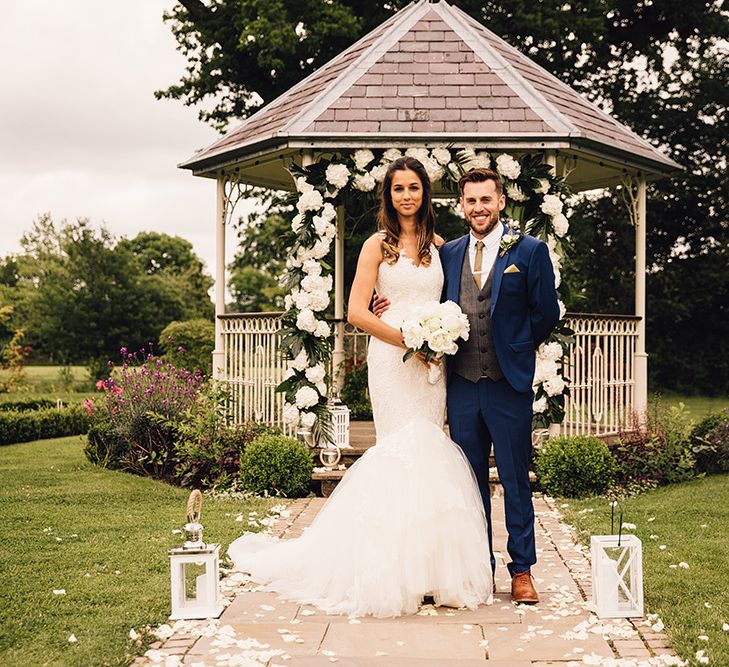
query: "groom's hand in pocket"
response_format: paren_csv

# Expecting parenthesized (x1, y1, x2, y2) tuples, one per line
(371, 293, 390, 318)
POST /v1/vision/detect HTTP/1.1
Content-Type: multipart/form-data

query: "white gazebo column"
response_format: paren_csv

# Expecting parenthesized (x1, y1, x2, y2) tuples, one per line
(544, 149, 557, 176)
(212, 173, 227, 380)
(333, 204, 346, 392)
(634, 177, 648, 415)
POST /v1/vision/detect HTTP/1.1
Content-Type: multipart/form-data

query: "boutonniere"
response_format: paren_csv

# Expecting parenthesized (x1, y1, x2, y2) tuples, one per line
(499, 230, 523, 257)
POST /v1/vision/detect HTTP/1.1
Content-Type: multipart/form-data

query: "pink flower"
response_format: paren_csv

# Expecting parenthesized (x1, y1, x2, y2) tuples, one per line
(95, 380, 105, 391)
(83, 399, 95, 415)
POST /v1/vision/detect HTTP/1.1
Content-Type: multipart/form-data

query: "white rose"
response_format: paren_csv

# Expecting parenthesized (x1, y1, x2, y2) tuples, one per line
(382, 148, 403, 163)
(295, 386, 319, 409)
(296, 308, 318, 333)
(321, 202, 336, 222)
(540, 194, 564, 217)
(352, 172, 376, 192)
(553, 213, 569, 237)
(296, 189, 324, 213)
(532, 396, 548, 413)
(466, 151, 491, 169)
(290, 348, 309, 371)
(402, 324, 426, 350)
(506, 183, 529, 202)
(427, 328, 455, 354)
(301, 259, 322, 277)
(291, 214, 304, 233)
(353, 149, 375, 170)
(431, 147, 451, 165)
(370, 163, 388, 183)
(558, 299, 566, 319)
(543, 374, 566, 397)
(534, 179, 550, 194)
(305, 364, 326, 384)
(540, 341, 563, 362)
(283, 402, 300, 425)
(312, 237, 332, 259)
(314, 320, 331, 338)
(495, 154, 521, 180)
(325, 163, 350, 189)
(405, 147, 430, 163)
(295, 177, 313, 193)
(300, 411, 316, 428)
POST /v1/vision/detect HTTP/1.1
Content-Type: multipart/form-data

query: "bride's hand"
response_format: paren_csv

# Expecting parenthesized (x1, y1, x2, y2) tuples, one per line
(416, 351, 441, 368)
(371, 294, 390, 318)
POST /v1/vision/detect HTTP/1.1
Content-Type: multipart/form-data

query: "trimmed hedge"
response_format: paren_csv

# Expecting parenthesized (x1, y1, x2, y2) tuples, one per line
(240, 433, 313, 497)
(0, 398, 56, 412)
(0, 406, 90, 446)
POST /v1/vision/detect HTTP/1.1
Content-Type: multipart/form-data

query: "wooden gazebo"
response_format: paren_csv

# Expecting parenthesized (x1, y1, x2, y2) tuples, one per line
(179, 0, 679, 435)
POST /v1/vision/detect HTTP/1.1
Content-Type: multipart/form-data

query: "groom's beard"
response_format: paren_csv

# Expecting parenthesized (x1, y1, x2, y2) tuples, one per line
(466, 209, 500, 238)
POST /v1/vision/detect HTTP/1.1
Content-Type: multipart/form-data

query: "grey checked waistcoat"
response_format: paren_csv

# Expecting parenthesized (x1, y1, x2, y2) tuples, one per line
(451, 251, 504, 383)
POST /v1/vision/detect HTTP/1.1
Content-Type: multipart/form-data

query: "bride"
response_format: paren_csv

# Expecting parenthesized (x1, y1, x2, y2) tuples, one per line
(228, 156, 493, 618)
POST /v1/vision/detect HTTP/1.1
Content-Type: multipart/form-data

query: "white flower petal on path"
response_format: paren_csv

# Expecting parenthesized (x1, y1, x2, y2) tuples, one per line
(647, 516, 655, 522)
(53, 589, 66, 595)
(659, 545, 667, 550)
(679, 562, 689, 569)
(129, 628, 139, 641)
(698, 635, 709, 641)
(723, 622, 729, 631)
(67, 634, 78, 643)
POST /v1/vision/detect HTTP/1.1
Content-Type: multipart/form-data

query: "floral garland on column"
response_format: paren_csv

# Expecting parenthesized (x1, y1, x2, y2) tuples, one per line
(277, 147, 573, 438)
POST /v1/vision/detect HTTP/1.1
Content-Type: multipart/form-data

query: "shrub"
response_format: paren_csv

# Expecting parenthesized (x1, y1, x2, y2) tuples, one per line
(0, 406, 89, 446)
(0, 398, 56, 412)
(240, 433, 313, 497)
(612, 401, 695, 487)
(340, 359, 372, 420)
(691, 409, 729, 475)
(159, 319, 215, 375)
(84, 348, 205, 481)
(535, 435, 615, 498)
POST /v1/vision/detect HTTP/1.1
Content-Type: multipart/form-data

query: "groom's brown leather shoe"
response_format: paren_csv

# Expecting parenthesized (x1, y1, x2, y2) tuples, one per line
(511, 571, 539, 604)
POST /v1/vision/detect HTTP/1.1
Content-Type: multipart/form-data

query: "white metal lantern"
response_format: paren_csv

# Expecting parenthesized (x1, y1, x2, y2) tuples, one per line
(590, 503, 643, 618)
(327, 400, 350, 449)
(169, 490, 224, 620)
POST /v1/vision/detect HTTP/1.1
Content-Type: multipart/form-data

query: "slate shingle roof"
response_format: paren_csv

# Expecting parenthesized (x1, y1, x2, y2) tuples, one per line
(180, 0, 678, 176)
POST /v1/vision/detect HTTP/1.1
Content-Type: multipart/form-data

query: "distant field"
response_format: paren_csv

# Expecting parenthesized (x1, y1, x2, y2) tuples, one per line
(652, 393, 728, 419)
(0, 365, 93, 402)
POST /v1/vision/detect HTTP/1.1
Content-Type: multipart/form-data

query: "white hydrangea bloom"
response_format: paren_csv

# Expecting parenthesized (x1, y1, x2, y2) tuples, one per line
(506, 183, 529, 202)
(431, 147, 451, 165)
(543, 374, 566, 397)
(290, 348, 309, 371)
(558, 299, 566, 319)
(295, 177, 314, 193)
(305, 364, 326, 384)
(552, 213, 569, 237)
(540, 341, 563, 362)
(283, 402, 300, 425)
(300, 411, 316, 428)
(325, 163, 350, 189)
(534, 357, 559, 384)
(553, 267, 561, 288)
(405, 147, 430, 163)
(301, 259, 322, 277)
(352, 172, 376, 192)
(313, 216, 336, 239)
(532, 396, 548, 413)
(321, 202, 337, 222)
(291, 214, 304, 233)
(295, 386, 319, 409)
(301, 273, 333, 295)
(370, 163, 388, 183)
(382, 148, 403, 163)
(466, 151, 491, 169)
(353, 149, 375, 170)
(312, 237, 332, 259)
(296, 189, 324, 213)
(423, 157, 444, 182)
(540, 194, 564, 217)
(314, 320, 331, 338)
(495, 154, 521, 180)
(534, 179, 550, 194)
(296, 308, 318, 333)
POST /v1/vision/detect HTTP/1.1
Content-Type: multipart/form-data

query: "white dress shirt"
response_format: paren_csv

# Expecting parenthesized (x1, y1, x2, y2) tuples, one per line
(468, 222, 503, 282)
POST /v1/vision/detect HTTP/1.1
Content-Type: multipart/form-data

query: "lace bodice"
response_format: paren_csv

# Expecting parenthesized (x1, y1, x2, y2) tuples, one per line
(367, 244, 446, 438)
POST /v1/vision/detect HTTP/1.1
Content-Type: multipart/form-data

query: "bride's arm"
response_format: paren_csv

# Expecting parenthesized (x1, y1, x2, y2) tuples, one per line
(347, 235, 406, 348)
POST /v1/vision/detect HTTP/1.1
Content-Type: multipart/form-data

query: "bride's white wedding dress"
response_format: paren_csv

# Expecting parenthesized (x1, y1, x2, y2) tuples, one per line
(228, 244, 492, 618)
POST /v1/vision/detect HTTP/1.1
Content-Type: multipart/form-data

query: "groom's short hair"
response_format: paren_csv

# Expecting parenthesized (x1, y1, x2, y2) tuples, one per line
(458, 168, 503, 196)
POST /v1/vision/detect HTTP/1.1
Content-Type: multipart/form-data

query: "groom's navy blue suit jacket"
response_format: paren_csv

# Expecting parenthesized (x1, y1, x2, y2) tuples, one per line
(440, 225, 560, 394)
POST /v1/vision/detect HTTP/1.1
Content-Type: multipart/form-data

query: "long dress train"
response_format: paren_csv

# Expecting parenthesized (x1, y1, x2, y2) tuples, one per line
(228, 245, 492, 618)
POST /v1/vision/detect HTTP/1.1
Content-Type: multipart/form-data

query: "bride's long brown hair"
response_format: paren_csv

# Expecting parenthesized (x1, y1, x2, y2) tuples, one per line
(376, 156, 437, 266)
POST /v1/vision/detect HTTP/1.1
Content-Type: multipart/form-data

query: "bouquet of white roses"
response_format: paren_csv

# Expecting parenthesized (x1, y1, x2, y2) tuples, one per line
(401, 300, 470, 384)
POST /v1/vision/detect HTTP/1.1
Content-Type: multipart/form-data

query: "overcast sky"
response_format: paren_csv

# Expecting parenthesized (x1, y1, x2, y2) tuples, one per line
(0, 1, 236, 277)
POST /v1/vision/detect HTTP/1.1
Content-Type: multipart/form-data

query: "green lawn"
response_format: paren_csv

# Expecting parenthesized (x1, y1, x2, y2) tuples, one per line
(654, 393, 728, 419)
(0, 364, 93, 399)
(562, 475, 729, 665)
(0, 436, 280, 666)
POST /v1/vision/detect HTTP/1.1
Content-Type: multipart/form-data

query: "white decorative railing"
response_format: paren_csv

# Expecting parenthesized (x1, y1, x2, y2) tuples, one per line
(219, 312, 639, 437)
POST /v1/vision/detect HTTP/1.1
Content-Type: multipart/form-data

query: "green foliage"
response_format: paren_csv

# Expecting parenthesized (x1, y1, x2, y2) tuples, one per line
(159, 318, 215, 374)
(612, 401, 696, 487)
(240, 433, 313, 497)
(3, 217, 213, 369)
(0, 406, 89, 446)
(0, 397, 55, 411)
(535, 435, 615, 498)
(691, 410, 729, 475)
(228, 266, 284, 312)
(339, 360, 372, 420)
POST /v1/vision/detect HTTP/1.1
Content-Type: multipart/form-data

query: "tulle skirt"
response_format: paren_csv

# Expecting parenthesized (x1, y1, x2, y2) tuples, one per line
(228, 419, 493, 618)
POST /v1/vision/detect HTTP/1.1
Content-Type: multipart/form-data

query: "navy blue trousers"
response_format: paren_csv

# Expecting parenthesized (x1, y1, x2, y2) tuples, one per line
(446, 374, 535, 576)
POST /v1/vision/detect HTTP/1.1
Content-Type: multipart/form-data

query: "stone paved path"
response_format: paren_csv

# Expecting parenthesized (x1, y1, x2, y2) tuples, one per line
(137, 491, 681, 666)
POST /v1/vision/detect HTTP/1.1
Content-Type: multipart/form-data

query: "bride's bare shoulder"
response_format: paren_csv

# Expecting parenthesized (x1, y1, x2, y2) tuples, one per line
(360, 233, 385, 260)
(434, 233, 446, 249)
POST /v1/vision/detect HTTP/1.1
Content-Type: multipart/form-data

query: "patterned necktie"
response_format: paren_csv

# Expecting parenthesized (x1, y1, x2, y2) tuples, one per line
(473, 240, 484, 289)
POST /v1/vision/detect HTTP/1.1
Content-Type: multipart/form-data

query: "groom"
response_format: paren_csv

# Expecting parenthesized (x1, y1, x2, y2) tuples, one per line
(375, 167, 559, 603)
